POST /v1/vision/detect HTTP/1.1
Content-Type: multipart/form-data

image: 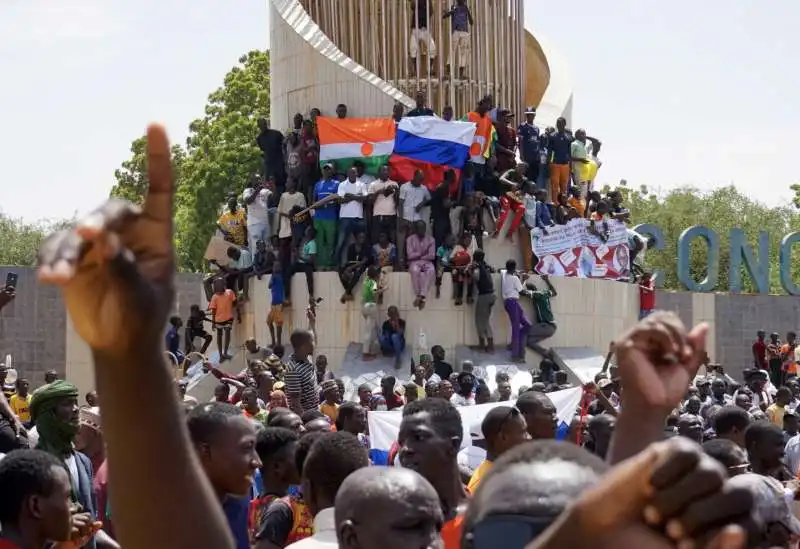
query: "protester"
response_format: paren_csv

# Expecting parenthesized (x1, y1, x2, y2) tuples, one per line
(397, 398, 468, 549)
(334, 467, 442, 549)
(188, 402, 262, 549)
(287, 432, 369, 548)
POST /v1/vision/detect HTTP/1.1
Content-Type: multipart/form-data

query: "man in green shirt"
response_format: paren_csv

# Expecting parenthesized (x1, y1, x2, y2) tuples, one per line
(524, 274, 557, 357)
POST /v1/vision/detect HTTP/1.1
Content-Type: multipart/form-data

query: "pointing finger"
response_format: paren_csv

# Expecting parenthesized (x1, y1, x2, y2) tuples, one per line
(143, 123, 174, 228)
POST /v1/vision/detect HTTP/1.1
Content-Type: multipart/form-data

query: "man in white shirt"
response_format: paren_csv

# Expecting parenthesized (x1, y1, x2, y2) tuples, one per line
(335, 166, 367, 267)
(286, 432, 369, 548)
(242, 176, 272, 252)
(500, 260, 531, 363)
(397, 170, 431, 266)
(368, 165, 399, 245)
(570, 128, 590, 198)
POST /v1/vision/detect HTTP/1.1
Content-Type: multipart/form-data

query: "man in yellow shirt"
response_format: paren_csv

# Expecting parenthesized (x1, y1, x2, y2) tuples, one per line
(767, 386, 792, 428)
(468, 405, 529, 492)
(217, 194, 248, 247)
(9, 378, 32, 425)
(320, 379, 340, 424)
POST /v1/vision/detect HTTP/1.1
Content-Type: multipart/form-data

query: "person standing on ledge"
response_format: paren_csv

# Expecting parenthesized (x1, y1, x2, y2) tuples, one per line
(443, 0, 473, 79)
(500, 260, 531, 363)
(469, 249, 496, 354)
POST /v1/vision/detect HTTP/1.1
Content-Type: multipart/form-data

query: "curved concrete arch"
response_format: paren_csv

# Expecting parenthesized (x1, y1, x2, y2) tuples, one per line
(269, 0, 414, 127)
(527, 30, 574, 128)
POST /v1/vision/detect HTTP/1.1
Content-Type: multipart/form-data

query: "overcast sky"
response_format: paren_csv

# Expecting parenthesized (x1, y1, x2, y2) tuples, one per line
(1, 0, 797, 223)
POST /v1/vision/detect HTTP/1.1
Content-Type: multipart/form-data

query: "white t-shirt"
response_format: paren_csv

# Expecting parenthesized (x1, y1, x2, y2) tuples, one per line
(369, 179, 399, 216)
(500, 270, 524, 300)
(399, 183, 431, 222)
(451, 393, 476, 407)
(242, 187, 271, 225)
(337, 180, 367, 219)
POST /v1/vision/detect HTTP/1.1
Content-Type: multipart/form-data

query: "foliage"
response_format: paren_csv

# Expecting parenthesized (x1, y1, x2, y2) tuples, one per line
(111, 50, 270, 270)
(110, 136, 185, 204)
(0, 215, 73, 266)
(607, 182, 800, 294)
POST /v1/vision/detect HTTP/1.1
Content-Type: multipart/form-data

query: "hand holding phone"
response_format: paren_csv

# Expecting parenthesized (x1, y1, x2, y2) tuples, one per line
(5, 272, 18, 289)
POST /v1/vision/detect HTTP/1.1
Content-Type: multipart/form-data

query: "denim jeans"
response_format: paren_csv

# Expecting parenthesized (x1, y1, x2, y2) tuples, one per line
(335, 217, 365, 266)
(379, 333, 405, 357)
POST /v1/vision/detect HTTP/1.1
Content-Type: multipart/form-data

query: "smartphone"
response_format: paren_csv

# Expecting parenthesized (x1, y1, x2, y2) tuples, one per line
(5, 272, 18, 289)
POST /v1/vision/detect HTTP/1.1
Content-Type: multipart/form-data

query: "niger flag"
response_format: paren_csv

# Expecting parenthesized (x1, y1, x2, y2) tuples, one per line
(317, 117, 396, 176)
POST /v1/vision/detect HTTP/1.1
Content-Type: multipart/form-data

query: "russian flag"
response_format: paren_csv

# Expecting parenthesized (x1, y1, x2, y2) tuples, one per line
(389, 116, 477, 194)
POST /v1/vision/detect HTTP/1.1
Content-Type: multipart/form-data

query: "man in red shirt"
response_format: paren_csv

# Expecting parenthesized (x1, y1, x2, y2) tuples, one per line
(0, 449, 74, 549)
(752, 330, 767, 370)
(638, 272, 655, 319)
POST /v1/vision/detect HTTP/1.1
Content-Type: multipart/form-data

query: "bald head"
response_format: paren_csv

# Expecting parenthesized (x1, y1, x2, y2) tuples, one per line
(336, 467, 442, 549)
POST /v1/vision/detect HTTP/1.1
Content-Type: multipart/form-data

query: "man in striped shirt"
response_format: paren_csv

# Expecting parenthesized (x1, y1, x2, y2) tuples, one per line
(285, 326, 318, 416)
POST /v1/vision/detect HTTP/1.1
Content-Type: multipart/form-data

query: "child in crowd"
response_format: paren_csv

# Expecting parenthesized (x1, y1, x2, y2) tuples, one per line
(568, 185, 586, 218)
(450, 234, 473, 305)
(253, 239, 276, 279)
(209, 277, 237, 361)
(534, 189, 554, 233)
(267, 262, 285, 347)
(361, 266, 385, 360)
(10, 378, 31, 427)
(553, 193, 570, 225)
(589, 199, 611, 242)
(638, 271, 656, 320)
(372, 231, 396, 304)
(460, 192, 484, 249)
(166, 316, 186, 367)
(435, 233, 456, 298)
(320, 380, 340, 423)
(185, 304, 213, 355)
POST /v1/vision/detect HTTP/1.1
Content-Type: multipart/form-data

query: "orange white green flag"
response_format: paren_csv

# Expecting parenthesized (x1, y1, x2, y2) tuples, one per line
(317, 117, 396, 176)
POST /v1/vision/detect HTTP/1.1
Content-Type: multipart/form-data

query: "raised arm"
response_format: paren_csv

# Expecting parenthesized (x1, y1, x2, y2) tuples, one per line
(37, 125, 234, 549)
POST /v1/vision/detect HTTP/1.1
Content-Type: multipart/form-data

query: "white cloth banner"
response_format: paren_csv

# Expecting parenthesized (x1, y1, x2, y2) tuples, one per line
(368, 386, 583, 452)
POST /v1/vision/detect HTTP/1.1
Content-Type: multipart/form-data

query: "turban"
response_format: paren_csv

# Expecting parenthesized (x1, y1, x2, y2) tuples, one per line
(30, 380, 79, 457)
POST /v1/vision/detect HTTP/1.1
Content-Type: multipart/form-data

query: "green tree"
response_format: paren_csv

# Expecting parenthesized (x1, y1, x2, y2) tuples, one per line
(608, 182, 800, 294)
(110, 136, 186, 204)
(0, 215, 73, 266)
(111, 50, 270, 270)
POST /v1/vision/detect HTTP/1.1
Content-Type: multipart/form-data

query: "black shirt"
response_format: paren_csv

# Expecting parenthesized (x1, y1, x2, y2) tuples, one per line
(477, 172, 503, 197)
(256, 129, 285, 167)
(433, 360, 453, 379)
(408, 107, 435, 117)
(474, 262, 494, 295)
(382, 318, 406, 336)
(346, 244, 373, 266)
(255, 498, 293, 545)
(412, 0, 429, 28)
(430, 185, 451, 226)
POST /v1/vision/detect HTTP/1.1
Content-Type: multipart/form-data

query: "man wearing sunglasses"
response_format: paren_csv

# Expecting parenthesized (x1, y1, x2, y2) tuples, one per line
(467, 406, 529, 492)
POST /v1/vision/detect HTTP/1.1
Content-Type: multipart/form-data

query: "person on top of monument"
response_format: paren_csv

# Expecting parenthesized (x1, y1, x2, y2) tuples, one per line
(407, 90, 434, 117)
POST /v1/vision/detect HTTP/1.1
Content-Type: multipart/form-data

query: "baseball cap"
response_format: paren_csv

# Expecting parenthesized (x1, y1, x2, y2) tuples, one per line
(524, 106, 536, 114)
(322, 162, 334, 170)
(729, 473, 800, 535)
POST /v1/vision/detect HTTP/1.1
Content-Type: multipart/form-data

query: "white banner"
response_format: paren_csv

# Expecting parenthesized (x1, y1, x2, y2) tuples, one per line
(368, 386, 583, 452)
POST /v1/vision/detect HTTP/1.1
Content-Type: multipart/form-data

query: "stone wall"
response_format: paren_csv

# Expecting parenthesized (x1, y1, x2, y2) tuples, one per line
(1, 266, 204, 392)
(0, 267, 67, 386)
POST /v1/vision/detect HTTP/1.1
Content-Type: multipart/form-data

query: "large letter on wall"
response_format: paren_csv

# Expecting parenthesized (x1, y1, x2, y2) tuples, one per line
(677, 226, 720, 292)
(780, 232, 800, 295)
(728, 228, 770, 294)
(633, 223, 664, 287)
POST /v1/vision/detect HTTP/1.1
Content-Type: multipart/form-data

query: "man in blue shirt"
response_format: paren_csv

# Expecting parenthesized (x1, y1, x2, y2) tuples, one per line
(166, 316, 185, 365)
(313, 163, 340, 269)
(267, 262, 285, 347)
(547, 116, 572, 201)
(517, 106, 540, 183)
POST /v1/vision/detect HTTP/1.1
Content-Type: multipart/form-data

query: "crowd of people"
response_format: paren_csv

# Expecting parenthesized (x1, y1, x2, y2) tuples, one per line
(205, 92, 653, 366)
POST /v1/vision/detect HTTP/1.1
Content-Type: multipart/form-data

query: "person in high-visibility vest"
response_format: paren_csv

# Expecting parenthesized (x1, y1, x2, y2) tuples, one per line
(462, 96, 495, 183)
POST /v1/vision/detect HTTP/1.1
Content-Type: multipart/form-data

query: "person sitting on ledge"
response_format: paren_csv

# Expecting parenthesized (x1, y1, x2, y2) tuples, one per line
(379, 306, 406, 369)
(406, 220, 436, 310)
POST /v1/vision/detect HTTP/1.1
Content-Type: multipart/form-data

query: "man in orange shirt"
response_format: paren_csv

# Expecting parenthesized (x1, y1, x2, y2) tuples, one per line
(209, 277, 237, 361)
(398, 398, 469, 549)
(781, 331, 799, 385)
